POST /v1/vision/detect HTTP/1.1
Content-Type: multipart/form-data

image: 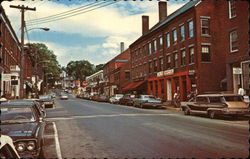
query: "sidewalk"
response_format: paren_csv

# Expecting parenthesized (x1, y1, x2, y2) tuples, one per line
(162, 101, 181, 111)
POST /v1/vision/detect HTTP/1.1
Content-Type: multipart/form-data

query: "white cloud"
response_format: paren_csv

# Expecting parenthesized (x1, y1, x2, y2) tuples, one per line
(2, 0, 186, 66)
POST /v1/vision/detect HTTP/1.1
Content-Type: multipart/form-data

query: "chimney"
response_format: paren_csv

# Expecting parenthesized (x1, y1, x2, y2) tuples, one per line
(120, 42, 124, 53)
(142, 15, 149, 35)
(158, 1, 167, 22)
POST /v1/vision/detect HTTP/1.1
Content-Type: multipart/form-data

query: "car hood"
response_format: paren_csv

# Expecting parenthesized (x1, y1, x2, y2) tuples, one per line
(1, 122, 39, 138)
(225, 101, 248, 108)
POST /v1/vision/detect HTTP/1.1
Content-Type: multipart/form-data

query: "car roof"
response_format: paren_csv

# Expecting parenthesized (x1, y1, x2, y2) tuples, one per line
(197, 94, 242, 97)
(0, 100, 36, 106)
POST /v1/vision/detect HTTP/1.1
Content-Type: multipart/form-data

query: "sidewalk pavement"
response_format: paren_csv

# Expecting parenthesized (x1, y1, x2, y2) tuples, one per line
(162, 101, 181, 111)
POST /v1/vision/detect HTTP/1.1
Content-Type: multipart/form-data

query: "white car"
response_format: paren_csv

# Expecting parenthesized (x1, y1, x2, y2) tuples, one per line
(0, 135, 20, 158)
(60, 94, 68, 100)
(109, 94, 124, 104)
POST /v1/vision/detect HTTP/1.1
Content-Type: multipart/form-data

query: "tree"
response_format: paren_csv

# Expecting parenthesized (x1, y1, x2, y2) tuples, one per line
(95, 64, 104, 72)
(66, 60, 95, 83)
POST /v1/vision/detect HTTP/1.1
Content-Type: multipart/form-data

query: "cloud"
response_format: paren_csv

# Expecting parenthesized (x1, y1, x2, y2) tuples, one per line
(2, 0, 186, 66)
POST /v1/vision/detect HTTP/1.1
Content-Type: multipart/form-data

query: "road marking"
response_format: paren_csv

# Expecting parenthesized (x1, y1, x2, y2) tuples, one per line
(52, 122, 62, 159)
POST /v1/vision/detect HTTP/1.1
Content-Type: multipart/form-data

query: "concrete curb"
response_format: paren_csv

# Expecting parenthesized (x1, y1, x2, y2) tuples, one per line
(163, 106, 181, 111)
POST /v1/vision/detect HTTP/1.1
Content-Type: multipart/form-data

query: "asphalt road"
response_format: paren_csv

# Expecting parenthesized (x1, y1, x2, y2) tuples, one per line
(44, 92, 249, 158)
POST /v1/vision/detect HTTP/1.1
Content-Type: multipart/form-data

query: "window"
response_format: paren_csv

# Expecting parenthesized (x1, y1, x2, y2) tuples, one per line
(153, 39, 157, 53)
(149, 61, 152, 73)
(230, 30, 238, 52)
(229, 1, 236, 18)
(181, 50, 186, 66)
(196, 97, 208, 103)
(189, 47, 194, 64)
(201, 45, 211, 62)
(149, 42, 152, 55)
(154, 60, 158, 72)
(173, 29, 177, 44)
(166, 55, 171, 69)
(188, 20, 194, 38)
(159, 36, 163, 49)
(180, 25, 185, 41)
(166, 32, 170, 48)
(159, 58, 163, 71)
(143, 45, 147, 57)
(125, 71, 130, 80)
(143, 63, 147, 75)
(201, 18, 210, 36)
(174, 52, 178, 68)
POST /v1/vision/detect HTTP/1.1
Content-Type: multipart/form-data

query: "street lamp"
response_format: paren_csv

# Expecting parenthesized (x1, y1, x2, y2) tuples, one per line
(20, 27, 50, 98)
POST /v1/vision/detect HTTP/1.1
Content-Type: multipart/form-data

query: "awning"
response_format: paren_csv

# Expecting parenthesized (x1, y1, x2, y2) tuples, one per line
(122, 81, 145, 91)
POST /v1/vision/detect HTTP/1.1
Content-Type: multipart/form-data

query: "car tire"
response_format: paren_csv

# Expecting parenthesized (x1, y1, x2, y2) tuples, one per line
(183, 108, 190, 115)
(208, 111, 216, 119)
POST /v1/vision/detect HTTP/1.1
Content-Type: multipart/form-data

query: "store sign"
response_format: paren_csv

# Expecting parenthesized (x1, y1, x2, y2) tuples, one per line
(164, 69, 174, 76)
(188, 70, 195, 75)
(2, 74, 11, 81)
(233, 68, 242, 74)
(157, 71, 164, 77)
(82, 81, 89, 87)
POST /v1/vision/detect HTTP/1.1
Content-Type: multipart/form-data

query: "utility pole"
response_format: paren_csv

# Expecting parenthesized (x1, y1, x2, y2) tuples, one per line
(10, 5, 36, 99)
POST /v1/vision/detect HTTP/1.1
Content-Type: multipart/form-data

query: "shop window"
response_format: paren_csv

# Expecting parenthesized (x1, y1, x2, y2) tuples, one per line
(181, 50, 186, 66)
(188, 20, 194, 38)
(201, 45, 211, 62)
(201, 18, 210, 36)
(153, 39, 157, 53)
(189, 47, 195, 64)
(230, 30, 238, 52)
(166, 55, 171, 69)
(148, 42, 152, 55)
(159, 58, 163, 71)
(174, 52, 178, 68)
(229, 1, 236, 19)
(154, 60, 158, 72)
(172, 29, 177, 44)
(180, 24, 185, 41)
(166, 32, 170, 48)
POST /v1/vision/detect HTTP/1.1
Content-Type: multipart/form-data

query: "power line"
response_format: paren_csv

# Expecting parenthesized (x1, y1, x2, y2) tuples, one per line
(27, 0, 103, 23)
(26, 0, 119, 26)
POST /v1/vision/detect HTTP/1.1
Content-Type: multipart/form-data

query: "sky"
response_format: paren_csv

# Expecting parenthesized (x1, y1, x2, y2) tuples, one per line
(2, 0, 187, 67)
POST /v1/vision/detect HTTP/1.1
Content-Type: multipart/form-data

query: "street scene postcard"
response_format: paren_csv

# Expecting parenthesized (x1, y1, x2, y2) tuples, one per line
(0, 0, 249, 158)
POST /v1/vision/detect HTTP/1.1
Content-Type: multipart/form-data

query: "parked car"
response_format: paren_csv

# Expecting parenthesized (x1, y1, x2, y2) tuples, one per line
(109, 94, 124, 104)
(0, 100, 46, 158)
(97, 95, 109, 102)
(119, 94, 135, 106)
(83, 94, 90, 100)
(39, 95, 55, 108)
(60, 93, 68, 100)
(0, 135, 20, 159)
(91, 94, 99, 101)
(133, 95, 163, 108)
(180, 93, 250, 119)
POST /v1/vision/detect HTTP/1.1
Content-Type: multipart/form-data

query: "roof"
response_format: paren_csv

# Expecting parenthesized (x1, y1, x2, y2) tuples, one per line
(0, 100, 36, 106)
(197, 94, 242, 97)
(131, 0, 201, 46)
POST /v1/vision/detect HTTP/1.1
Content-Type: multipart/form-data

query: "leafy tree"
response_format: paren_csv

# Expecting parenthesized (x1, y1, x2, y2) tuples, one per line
(95, 64, 104, 72)
(66, 60, 95, 83)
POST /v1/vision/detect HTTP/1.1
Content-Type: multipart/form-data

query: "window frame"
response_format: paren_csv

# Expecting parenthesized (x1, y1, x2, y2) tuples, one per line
(201, 45, 211, 62)
(189, 47, 195, 64)
(166, 55, 171, 69)
(148, 42, 152, 55)
(180, 24, 185, 41)
(166, 32, 171, 48)
(172, 29, 177, 44)
(229, 1, 236, 19)
(181, 49, 186, 66)
(188, 20, 194, 38)
(173, 52, 178, 68)
(201, 18, 210, 36)
(153, 39, 157, 53)
(230, 30, 239, 52)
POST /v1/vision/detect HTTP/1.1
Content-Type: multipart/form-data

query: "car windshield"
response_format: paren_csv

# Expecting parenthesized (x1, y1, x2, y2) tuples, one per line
(39, 95, 50, 99)
(0, 107, 36, 123)
(224, 96, 243, 102)
(116, 94, 123, 97)
(144, 95, 156, 99)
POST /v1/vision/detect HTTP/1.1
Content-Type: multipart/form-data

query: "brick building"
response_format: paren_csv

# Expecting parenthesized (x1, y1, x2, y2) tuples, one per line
(103, 46, 131, 97)
(129, 1, 249, 101)
(0, 5, 21, 98)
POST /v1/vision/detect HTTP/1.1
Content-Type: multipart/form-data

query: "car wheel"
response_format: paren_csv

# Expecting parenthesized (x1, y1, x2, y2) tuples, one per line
(183, 108, 190, 115)
(208, 111, 216, 119)
(140, 104, 143, 108)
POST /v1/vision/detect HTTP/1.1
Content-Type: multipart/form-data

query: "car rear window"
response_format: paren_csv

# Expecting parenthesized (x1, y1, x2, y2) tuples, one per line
(1, 107, 35, 123)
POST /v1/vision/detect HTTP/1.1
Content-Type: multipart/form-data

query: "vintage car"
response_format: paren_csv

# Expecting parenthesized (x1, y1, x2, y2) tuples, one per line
(133, 95, 163, 108)
(0, 101, 46, 158)
(180, 93, 249, 119)
(60, 93, 68, 100)
(0, 135, 20, 159)
(39, 94, 55, 108)
(109, 94, 124, 104)
(97, 95, 109, 102)
(119, 94, 135, 106)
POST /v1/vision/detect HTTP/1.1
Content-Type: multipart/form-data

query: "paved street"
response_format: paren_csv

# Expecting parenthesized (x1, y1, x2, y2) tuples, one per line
(43, 93, 249, 158)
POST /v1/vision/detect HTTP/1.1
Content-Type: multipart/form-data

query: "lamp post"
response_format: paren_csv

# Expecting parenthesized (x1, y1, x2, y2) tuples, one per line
(20, 27, 49, 98)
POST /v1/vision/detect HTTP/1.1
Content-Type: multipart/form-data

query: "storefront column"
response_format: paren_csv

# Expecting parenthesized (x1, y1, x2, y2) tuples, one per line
(179, 76, 184, 101)
(158, 80, 162, 98)
(186, 75, 191, 93)
(153, 80, 156, 96)
(147, 81, 151, 95)
(163, 79, 167, 101)
(171, 78, 175, 99)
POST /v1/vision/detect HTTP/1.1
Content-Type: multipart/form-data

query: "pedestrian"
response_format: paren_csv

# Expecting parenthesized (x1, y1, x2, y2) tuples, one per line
(173, 91, 180, 108)
(238, 85, 245, 96)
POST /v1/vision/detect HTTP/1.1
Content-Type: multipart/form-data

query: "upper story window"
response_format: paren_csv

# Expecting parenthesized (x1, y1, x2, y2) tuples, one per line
(153, 39, 157, 53)
(229, 1, 236, 19)
(201, 45, 211, 62)
(180, 24, 185, 41)
(173, 52, 178, 68)
(166, 55, 171, 69)
(149, 61, 152, 73)
(189, 47, 195, 64)
(230, 30, 238, 52)
(143, 45, 147, 57)
(201, 18, 210, 36)
(181, 50, 186, 66)
(125, 71, 130, 80)
(143, 63, 147, 74)
(173, 29, 177, 44)
(159, 36, 163, 48)
(159, 58, 163, 71)
(188, 20, 194, 38)
(148, 42, 152, 55)
(154, 60, 158, 72)
(166, 32, 171, 48)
